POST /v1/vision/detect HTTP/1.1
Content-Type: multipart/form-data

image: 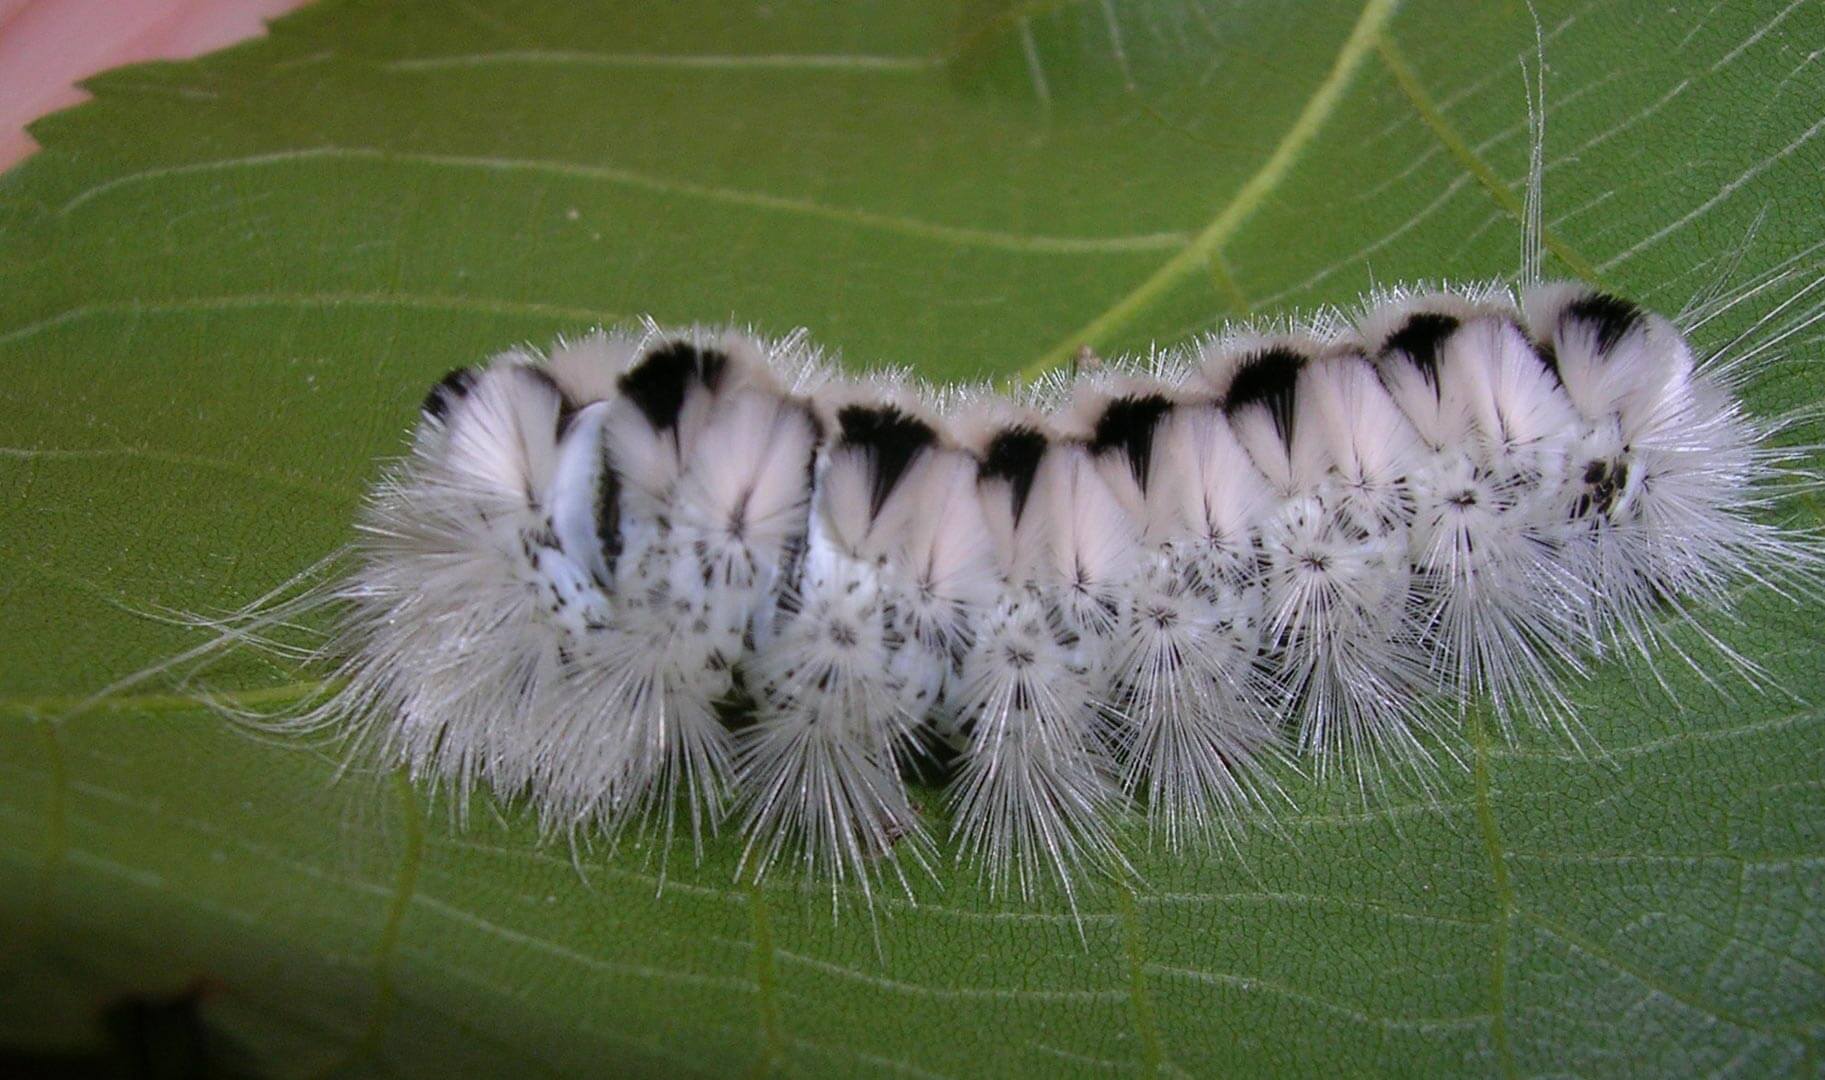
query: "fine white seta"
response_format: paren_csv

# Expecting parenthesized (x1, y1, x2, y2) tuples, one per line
(221, 272, 1820, 906)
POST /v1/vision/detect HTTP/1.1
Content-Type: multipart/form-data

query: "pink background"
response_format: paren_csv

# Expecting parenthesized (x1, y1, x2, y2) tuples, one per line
(0, 0, 310, 170)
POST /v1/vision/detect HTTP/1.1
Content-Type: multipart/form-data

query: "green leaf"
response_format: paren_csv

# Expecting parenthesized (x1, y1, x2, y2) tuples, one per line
(3, 0, 1822, 1075)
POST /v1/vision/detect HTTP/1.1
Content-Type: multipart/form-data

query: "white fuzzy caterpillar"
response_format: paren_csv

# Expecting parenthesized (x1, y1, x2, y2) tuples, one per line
(226, 275, 1820, 902)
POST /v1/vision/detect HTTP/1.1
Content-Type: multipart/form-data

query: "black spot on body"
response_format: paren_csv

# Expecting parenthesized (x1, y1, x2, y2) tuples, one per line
(421, 367, 477, 421)
(796, 400, 827, 505)
(1090, 394, 1174, 489)
(596, 467, 623, 568)
(1223, 348, 1305, 448)
(836, 404, 937, 516)
(618, 340, 731, 431)
(800, 405, 827, 445)
(980, 425, 1048, 521)
(1534, 341, 1562, 381)
(1574, 458, 1631, 518)
(513, 364, 567, 400)
(1564, 292, 1645, 354)
(774, 535, 808, 612)
(1380, 312, 1459, 390)
(507, 365, 577, 433)
(1010, 681, 1033, 713)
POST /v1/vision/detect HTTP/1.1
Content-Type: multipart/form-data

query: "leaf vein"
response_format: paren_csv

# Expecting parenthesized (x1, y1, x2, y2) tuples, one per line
(1145, 962, 1494, 1032)
(315, 772, 427, 1077)
(0, 292, 625, 349)
(1598, 112, 1825, 272)
(1519, 909, 1813, 1039)
(384, 50, 942, 74)
(53, 146, 1188, 254)
(1488, 705, 1821, 763)
(1142, 888, 1490, 928)
(412, 892, 759, 993)
(1373, 33, 1600, 282)
(1471, 712, 1519, 1078)
(773, 947, 1126, 1003)
(0, 444, 353, 502)
(1117, 887, 1166, 1076)
(747, 883, 786, 1078)
(1017, 0, 1404, 379)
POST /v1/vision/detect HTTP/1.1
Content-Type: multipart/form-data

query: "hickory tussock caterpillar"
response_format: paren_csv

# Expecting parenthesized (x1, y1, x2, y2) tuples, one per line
(193, 264, 1822, 905)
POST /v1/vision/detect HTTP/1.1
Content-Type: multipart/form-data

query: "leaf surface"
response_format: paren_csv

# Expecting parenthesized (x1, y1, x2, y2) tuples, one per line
(2, 1, 1822, 1075)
